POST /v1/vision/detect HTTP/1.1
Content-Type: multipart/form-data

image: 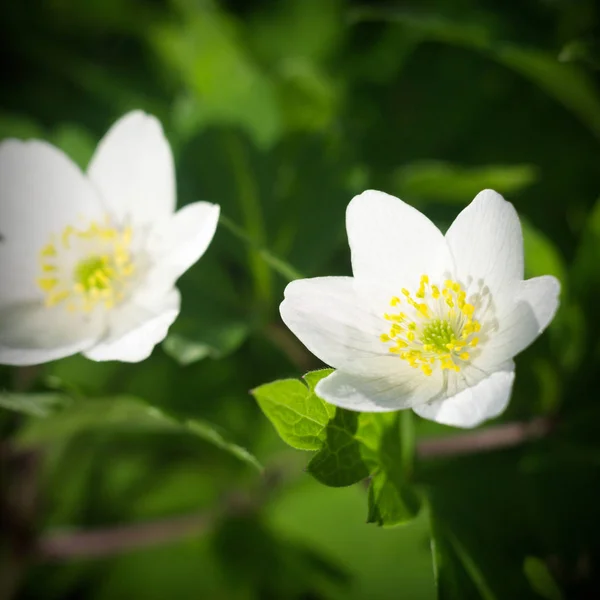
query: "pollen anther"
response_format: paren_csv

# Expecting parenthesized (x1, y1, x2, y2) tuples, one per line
(379, 275, 482, 375)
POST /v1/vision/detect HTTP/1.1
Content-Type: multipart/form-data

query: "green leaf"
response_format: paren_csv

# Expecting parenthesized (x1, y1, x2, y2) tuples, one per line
(307, 408, 370, 487)
(523, 557, 563, 600)
(394, 161, 538, 205)
(253, 369, 370, 487)
(0, 392, 70, 418)
(255, 371, 420, 517)
(16, 395, 262, 472)
(367, 471, 421, 527)
(153, 7, 281, 149)
(251, 369, 335, 451)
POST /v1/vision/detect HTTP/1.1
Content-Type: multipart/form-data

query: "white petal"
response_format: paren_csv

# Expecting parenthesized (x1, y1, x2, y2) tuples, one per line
(346, 190, 452, 291)
(0, 140, 103, 307)
(413, 361, 515, 428)
(315, 368, 443, 412)
(478, 275, 560, 369)
(280, 276, 394, 374)
(147, 202, 220, 293)
(0, 302, 104, 366)
(446, 190, 523, 296)
(518, 275, 561, 333)
(84, 289, 180, 362)
(87, 111, 175, 228)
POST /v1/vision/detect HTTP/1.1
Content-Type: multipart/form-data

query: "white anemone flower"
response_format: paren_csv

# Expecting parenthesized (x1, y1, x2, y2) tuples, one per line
(0, 111, 220, 365)
(280, 190, 560, 428)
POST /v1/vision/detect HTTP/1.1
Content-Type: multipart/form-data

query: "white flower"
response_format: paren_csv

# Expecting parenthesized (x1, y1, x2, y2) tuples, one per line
(0, 111, 220, 365)
(280, 190, 560, 428)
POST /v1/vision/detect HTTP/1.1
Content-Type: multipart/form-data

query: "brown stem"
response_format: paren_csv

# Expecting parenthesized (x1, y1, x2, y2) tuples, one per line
(416, 416, 554, 459)
(36, 510, 216, 560)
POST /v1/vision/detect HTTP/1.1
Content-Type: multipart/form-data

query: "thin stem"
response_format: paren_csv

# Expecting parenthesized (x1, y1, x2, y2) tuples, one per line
(219, 214, 304, 282)
(37, 510, 216, 560)
(416, 416, 553, 459)
(223, 134, 274, 308)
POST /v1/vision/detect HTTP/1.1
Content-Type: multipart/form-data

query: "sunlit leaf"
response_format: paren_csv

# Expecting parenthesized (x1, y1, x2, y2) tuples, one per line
(254, 370, 420, 520)
(252, 369, 335, 451)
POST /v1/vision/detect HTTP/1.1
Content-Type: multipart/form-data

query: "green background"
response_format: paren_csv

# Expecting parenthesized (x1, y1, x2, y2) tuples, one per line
(1, 0, 599, 598)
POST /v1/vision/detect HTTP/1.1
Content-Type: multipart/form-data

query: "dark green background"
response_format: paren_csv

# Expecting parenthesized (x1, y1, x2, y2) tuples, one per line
(1, 0, 599, 598)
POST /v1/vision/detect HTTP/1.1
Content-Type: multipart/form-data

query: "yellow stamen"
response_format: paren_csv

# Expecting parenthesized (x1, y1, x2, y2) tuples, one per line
(379, 275, 483, 376)
(36, 219, 136, 313)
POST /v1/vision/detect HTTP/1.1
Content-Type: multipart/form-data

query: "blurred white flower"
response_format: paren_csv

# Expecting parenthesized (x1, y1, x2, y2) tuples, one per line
(280, 190, 560, 428)
(0, 111, 220, 365)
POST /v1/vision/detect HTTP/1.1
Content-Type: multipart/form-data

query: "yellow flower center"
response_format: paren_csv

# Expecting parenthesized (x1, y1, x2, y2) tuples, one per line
(380, 275, 481, 376)
(37, 219, 135, 312)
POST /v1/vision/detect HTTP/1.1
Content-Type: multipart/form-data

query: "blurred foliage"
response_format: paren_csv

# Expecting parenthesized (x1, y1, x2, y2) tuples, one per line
(1, 0, 600, 598)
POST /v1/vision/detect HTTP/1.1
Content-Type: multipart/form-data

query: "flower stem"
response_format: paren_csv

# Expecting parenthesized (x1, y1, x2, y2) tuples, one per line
(219, 214, 304, 282)
(223, 134, 274, 309)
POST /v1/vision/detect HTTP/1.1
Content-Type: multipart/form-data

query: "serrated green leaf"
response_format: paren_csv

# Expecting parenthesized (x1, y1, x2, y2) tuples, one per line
(16, 395, 262, 471)
(394, 161, 538, 204)
(252, 369, 334, 451)
(0, 392, 70, 418)
(255, 371, 420, 512)
(307, 408, 369, 487)
(523, 557, 563, 600)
